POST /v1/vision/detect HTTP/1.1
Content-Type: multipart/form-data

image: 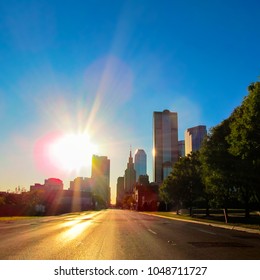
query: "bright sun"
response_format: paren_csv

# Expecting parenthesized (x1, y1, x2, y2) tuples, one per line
(48, 133, 98, 172)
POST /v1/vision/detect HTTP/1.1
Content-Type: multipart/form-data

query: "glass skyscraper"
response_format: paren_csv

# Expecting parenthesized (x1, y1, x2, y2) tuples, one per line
(91, 155, 110, 207)
(185, 125, 207, 156)
(134, 149, 147, 181)
(153, 110, 178, 183)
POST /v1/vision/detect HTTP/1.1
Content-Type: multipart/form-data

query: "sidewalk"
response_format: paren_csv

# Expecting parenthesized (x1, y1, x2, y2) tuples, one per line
(141, 211, 260, 235)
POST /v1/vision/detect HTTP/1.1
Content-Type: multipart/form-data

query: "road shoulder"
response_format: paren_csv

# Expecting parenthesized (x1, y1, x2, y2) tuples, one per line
(140, 211, 260, 235)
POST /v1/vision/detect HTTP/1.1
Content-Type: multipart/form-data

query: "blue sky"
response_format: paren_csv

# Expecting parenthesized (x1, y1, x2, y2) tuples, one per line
(0, 0, 259, 202)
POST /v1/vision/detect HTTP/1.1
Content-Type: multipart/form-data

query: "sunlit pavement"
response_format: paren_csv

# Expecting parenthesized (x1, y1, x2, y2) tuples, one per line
(0, 209, 260, 260)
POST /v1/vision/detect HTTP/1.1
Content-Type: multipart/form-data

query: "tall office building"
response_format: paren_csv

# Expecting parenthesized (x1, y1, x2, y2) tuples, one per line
(91, 155, 110, 207)
(134, 149, 147, 181)
(153, 109, 178, 183)
(185, 125, 207, 156)
(124, 149, 136, 193)
(178, 140, 185, 158)
(116, 176, 124, 207)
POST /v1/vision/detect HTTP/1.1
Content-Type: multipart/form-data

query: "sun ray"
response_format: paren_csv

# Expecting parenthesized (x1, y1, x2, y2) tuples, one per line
(48, 132, 99, 173)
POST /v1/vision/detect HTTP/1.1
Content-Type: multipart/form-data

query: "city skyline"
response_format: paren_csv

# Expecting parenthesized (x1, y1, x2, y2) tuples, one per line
(0, 0, 260, 204)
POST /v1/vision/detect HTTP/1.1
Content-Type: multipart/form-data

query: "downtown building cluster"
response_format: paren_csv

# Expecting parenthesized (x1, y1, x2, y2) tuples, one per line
(116, 109, 207, 210)
(0, 109, 206, 216)
(0, 155, 110, 216)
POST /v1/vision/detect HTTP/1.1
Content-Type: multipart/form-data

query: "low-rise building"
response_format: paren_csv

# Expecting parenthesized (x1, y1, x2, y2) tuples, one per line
(30, 178, 63, 192)
(133, 178, 159, 211)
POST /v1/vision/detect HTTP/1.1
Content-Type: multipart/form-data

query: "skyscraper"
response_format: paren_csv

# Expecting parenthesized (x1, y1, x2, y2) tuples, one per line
(153, 109, 178, 183)
(124, 149, 136, 193)
(178, 140, 185, 158)
(185, 125, 207, 155)
(134, 149, 147, 181)
(116, 176, 124, 207)
(91, 155, 110, 207)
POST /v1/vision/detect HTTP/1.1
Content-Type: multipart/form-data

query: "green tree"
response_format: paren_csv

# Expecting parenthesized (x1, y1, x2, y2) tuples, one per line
(159, 175, 175, 211)
(159, 152, 205, 214)
(173, 152, 205, 215)
(0, 195, 6, 206)
(20, 190, 45, 215)
(227, 81, 260, 217)
(122, 194, 135, 209)
(228, 81, 260, 160)
(200, 119, 239, 221)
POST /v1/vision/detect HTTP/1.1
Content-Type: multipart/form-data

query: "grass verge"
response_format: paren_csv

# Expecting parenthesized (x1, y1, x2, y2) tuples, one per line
(0, 216, 41, 222)
(145, 211, 260, 231)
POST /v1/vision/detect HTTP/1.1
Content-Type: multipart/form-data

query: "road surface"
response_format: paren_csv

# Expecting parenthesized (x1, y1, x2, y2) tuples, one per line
(0, 209, 259, 259)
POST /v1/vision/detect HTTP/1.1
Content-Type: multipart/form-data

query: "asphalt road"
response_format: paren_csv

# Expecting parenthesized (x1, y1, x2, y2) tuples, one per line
(0, 209, 259, 260)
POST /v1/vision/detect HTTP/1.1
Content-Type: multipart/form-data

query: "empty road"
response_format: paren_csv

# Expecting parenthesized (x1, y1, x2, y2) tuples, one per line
(0, 209, 259, 260)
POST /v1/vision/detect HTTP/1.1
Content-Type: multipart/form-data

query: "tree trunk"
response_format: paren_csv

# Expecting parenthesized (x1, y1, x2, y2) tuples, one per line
(176, 202, 179, 215)
(206, 200, 210, 216)
(223, 208, 228, 223)
(245, 200, 250, 220)
(244, 187, 250, 220)
(205, 207, 210, 217)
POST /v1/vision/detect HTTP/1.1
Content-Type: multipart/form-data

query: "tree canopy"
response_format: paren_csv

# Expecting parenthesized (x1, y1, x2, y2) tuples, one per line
(159, 152, 204, 213)
(228, 81, 260, 161)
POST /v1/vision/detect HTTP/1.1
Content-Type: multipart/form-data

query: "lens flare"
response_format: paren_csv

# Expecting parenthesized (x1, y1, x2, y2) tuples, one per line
(49, 133, 98, 172)
(34, 131, 98, 176)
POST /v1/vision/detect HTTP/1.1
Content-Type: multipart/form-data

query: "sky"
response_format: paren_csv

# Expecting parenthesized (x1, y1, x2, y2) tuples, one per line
(0, 0, 260, 203)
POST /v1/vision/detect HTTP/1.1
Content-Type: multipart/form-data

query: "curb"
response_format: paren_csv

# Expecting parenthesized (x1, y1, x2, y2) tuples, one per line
(140, 212, 260, 235)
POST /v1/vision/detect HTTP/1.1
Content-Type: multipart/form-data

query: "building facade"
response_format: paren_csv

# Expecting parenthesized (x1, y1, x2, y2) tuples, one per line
(69, 177, 93, 192)
(116, 176, 125, 207)
(178, 140, 185, 158)
(133, 181, 159, 211)
(91, 155, 110, 207)
(153, 110, 178, 183)
(30, 178, 63, 192)
(124, 150, 136, 194)
(134, 149, 147, 181)
(185, 125, 207, 155)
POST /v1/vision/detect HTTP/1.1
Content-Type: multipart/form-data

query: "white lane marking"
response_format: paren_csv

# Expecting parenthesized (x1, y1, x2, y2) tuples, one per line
(197, 229, 216, 235)
(148, 229, 157, 235)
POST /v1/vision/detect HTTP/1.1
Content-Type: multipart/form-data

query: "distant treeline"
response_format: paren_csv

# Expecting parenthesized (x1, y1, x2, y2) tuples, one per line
(0, 190, 107, 216)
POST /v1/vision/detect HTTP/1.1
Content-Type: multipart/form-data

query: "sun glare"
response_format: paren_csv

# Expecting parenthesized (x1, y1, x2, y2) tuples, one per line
(48, 133, 98, 172)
